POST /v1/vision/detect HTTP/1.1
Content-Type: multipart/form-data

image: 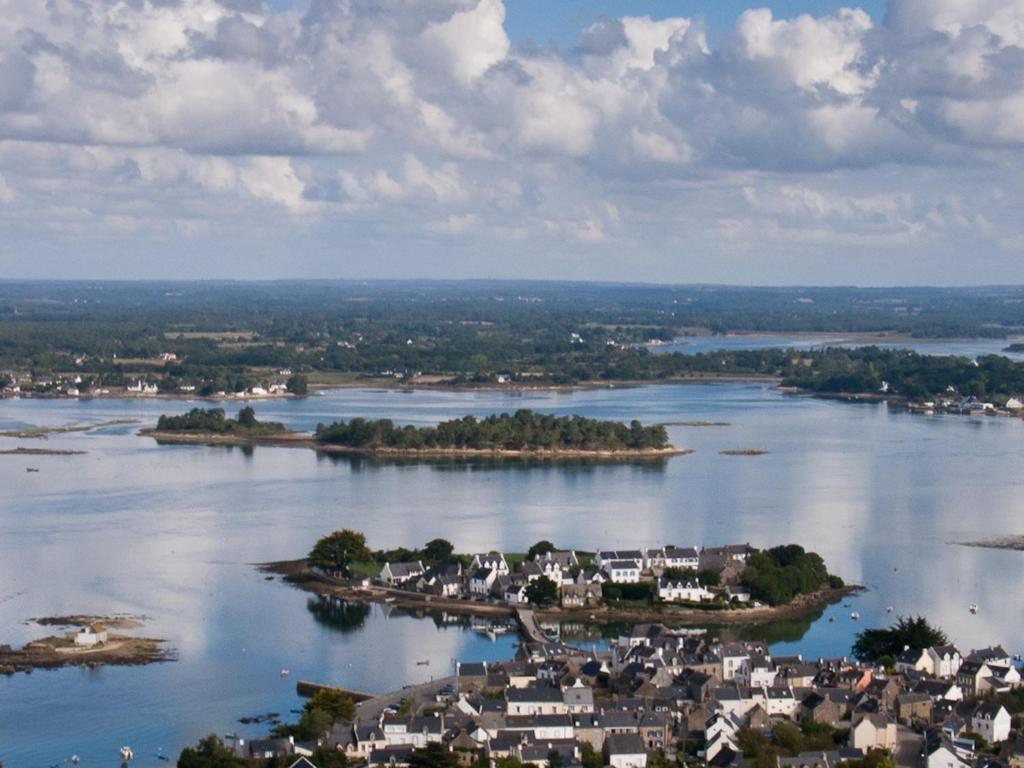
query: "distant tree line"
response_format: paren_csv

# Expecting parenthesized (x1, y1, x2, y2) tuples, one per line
(314, 410, 670, 451)
(5, 282, 1024, 390)
(155, 406, 285, 434)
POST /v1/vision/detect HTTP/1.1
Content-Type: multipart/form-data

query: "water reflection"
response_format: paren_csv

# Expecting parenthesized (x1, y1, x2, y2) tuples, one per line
(3, 384, 1024, 766)
(306, 597, 372, 633)
(316, 452, 670, 473)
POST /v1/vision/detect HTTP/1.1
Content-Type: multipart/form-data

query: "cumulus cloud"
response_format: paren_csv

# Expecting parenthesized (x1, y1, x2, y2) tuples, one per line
(1, 0, 1024, 281)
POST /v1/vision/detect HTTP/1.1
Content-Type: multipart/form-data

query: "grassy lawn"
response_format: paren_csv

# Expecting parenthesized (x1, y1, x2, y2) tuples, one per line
(349, 561, 380, 578)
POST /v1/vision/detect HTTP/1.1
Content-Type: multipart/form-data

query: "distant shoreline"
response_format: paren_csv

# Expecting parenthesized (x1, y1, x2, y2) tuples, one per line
(140, 429, 692, 459)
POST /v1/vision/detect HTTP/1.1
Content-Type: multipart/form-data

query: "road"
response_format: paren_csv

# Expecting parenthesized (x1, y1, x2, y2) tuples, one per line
(356, 675, 457, 724)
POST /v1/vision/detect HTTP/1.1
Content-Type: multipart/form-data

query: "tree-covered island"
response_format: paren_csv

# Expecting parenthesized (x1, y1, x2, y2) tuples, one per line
(155, 406, 286, 435)
(314, 410, 671, 451)
(146, 407, 684, 457)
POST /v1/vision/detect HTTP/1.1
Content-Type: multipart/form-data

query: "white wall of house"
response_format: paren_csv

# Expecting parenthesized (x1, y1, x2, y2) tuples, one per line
(973, 707, 1011, 744)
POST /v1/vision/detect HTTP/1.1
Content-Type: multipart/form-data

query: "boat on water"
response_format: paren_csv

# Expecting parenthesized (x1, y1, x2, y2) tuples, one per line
(886, 606, 894, 613)
(969, 604, 979, 615)
(26, 467, 39, 472)
(850, 611, 860, 620)
(280, 668, 290, 677)
(120, 746, 134, 761)
(416, 659, 430, 666)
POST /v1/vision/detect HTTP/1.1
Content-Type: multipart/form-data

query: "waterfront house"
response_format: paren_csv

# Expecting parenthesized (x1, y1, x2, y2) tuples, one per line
(379, 561, 424, 586)
(603, 560, 642, 584)
(561, 583, 602, 608)
(249, 736, 296, 760)
(470, 553, 510, 576)
(470, 567, 497, 596)
(595, 550, 644, 569)
(972, 703, 1011, 744)
(657, 578, 713, 603)
(74, 624, 108, 647)
(725, 585, 751, 603)
(663, 546, 700, 569)
(416, 563, 462, 598)
(499, 578, 528, 605)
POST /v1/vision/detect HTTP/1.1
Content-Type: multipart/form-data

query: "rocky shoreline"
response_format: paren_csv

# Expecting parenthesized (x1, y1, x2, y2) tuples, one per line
(0, 615, 174, 675)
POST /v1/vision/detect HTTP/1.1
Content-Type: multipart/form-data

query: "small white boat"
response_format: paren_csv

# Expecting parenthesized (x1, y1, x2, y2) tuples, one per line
(850, 612, 860, 620)
(280, 668, 290, 677)
(969, 604, 979, 615)
(120, 746, 134, 761)
(71, 756, 80, 764)
(886, 606, 894, 613)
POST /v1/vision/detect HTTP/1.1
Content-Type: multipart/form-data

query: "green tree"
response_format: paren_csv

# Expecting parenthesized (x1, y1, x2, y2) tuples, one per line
(852, 616, 948, 662)
(308, 529, 372, 576)
(177, 735, 244, 768)
(287, 373, 308, 395)
(547, 749, 565, 768)
(580, 743, 602, 768)
(236, 406, 257, 427)
(528, 540, 556, 559)
(525, 575, 559, 606)
(306, 689, 356, 722)
(422, 538, 455, 564)
(409, 743, 460, 768)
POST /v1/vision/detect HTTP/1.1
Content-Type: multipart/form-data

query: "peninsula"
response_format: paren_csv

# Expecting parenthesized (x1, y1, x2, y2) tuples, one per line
(144, 408, 691, 459)
(263, 530, 854, 630)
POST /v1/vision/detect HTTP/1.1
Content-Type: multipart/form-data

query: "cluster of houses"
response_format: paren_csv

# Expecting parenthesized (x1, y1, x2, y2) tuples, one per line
(0, 369, 294, 399)
(909, 394, 1024, 417)
(370, 544, 756, 609)
(240, 628, 1024, 768)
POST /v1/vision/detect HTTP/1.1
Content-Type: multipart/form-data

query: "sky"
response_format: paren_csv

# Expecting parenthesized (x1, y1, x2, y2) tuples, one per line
(0, 0, 1022, 285)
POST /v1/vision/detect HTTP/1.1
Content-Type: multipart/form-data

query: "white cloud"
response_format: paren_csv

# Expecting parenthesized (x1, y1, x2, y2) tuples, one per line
(420, 0, 510, 86)
(1, 0, 1024, 281)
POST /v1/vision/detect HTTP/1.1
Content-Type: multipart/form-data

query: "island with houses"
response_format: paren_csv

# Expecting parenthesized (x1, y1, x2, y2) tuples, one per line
(264, 531, 853, 629)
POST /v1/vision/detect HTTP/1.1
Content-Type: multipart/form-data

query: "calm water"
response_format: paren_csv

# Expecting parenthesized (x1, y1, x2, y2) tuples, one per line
(2, 385, 1024, 766)
(653, 334, 1024, 360)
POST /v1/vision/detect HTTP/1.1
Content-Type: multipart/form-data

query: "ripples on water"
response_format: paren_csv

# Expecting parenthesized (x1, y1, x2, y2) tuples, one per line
(2, 383, 1023, 766)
